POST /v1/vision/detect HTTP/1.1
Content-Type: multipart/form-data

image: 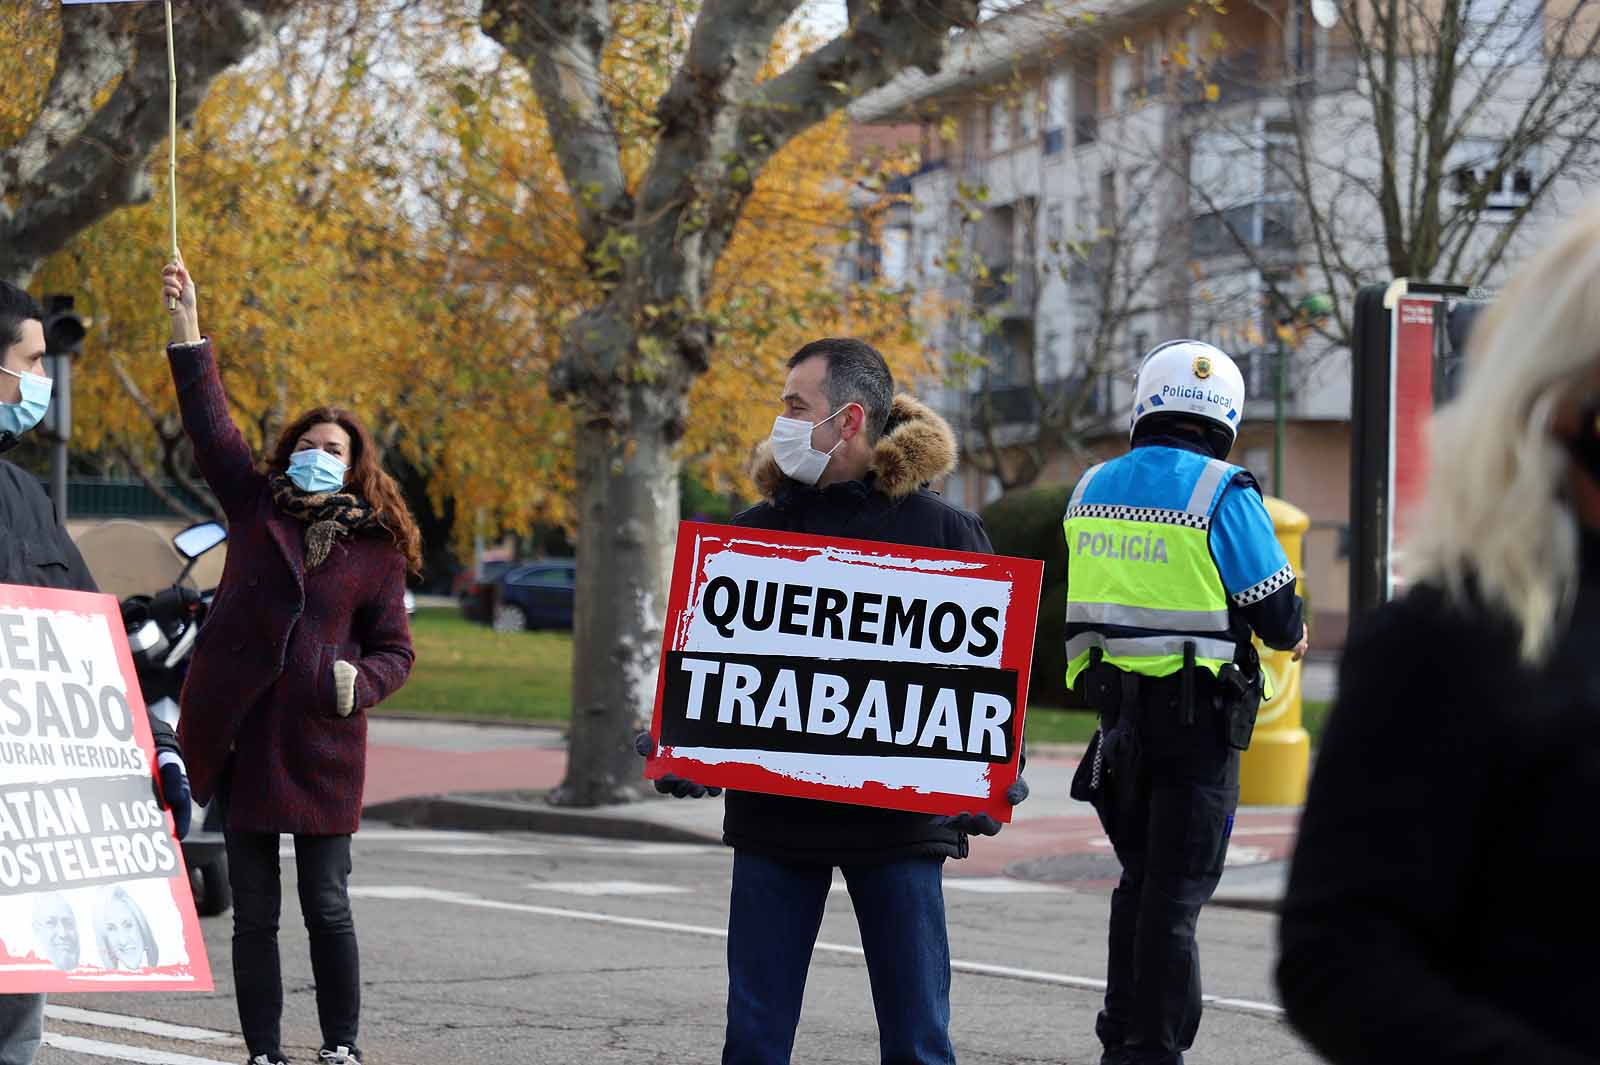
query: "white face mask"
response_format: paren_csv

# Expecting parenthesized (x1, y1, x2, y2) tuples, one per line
(769, 405, 848, 486)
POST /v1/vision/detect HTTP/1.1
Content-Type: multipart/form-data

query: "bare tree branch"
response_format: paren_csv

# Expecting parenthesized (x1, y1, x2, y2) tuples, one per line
(480, 0, 631, 259)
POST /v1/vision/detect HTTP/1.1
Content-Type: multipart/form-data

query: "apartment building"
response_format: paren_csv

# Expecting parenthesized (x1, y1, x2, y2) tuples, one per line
(851, 0, 1594, 648)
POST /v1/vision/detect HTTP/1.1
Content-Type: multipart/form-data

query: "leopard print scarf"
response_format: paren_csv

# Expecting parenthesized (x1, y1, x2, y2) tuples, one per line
(269, 473, 380, 570)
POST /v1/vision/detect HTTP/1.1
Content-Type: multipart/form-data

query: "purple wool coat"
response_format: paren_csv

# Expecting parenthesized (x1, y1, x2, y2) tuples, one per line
(168, 339, 414, 835)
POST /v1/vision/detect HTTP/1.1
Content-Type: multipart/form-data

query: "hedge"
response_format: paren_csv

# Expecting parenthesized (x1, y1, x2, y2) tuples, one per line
(980, 484, 1081, 708)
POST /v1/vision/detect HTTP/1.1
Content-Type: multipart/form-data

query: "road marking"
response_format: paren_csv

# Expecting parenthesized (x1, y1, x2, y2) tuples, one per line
(350, 885, 1285, 1020)
(44, 1006, 241, 1046)
(943, 877, 1068, 894)
(527, 880, 691, 896)
(564, 842, 723, 856)
(42, 1034, 234, 1065)
(409, 844, 547, 856)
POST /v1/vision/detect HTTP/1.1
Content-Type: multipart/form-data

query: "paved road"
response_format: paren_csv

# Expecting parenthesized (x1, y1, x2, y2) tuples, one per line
(41, 825, 1322, 1065)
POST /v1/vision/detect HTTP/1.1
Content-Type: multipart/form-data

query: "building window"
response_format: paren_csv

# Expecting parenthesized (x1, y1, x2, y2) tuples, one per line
(1019, 88, 1039, 142)
(989, 99, 1012, 154)
(1045, 73, 1068, 131)
(1073, 59, 1099, 145)
(1450, 139, 1537, 213)
(1112, 52, 1134, 108)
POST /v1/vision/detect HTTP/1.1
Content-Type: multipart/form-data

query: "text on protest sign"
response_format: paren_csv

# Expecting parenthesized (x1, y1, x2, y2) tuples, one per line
(0, 585, 210, 993)
(643, 523, 1044, 820)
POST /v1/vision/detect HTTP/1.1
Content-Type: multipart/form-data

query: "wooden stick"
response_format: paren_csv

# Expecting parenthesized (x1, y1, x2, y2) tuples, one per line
(165, 0, 178, 311)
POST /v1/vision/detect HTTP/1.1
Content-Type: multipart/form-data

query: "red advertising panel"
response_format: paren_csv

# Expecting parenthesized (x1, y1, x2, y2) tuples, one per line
(1389, 296, 1437, 594)
(642, 523, 1044, 822)
(0, 585, 211, 993)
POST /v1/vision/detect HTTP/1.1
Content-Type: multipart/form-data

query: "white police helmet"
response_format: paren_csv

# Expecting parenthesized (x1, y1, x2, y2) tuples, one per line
(1129, 339, 1246, 451)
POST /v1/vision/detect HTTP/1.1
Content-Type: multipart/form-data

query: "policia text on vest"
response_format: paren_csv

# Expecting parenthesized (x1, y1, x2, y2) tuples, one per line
(645, 524, 1044, 819)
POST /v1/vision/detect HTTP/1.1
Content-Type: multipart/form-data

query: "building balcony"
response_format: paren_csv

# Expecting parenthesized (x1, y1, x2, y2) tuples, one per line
(1191, 199, 1296, 258)
(972, 265, 1037, 317)
(966, 384, 1041, 427)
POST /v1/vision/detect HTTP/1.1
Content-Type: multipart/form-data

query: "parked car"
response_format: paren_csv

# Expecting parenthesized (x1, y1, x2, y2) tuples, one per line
(491, 560, 576, 632)
(457, 560, 521, 623)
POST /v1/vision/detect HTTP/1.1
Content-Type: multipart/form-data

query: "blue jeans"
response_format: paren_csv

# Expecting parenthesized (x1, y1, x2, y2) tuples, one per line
(0, 994, 43, 1065)
(723, 851, 955, 1065)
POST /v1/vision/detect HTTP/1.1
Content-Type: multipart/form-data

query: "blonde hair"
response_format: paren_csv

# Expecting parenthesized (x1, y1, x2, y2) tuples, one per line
(1407, 198, 1600, 663)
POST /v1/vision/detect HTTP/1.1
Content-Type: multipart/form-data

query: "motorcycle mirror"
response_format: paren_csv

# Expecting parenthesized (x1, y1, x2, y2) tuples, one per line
(173, 521, 226, 561)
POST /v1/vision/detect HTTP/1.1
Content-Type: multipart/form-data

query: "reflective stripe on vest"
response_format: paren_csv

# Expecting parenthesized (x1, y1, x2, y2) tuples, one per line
(1063, 456, 1239, 691)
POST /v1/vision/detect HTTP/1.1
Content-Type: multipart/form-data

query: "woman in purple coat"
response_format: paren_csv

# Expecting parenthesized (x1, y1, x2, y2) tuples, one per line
(161, 258, 417, 1065)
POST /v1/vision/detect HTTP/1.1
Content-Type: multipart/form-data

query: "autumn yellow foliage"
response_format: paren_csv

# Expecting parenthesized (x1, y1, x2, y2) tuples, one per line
(7, 2, 929, 558)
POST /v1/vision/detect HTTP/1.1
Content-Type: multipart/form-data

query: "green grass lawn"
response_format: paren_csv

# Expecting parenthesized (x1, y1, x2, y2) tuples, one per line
(381, 607, 574, 725)
(1023, 707, 1100, 746)
(388, 606, 1335, 752)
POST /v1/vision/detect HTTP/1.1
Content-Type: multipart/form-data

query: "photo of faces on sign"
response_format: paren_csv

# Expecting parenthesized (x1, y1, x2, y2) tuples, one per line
(0, 881, 188, 973)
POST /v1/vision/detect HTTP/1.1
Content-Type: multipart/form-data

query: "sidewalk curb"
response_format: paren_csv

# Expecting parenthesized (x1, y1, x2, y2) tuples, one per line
(1208, 896, 1281, 914)
(364, 794, 724, 846)
(370, 711, 570, 734)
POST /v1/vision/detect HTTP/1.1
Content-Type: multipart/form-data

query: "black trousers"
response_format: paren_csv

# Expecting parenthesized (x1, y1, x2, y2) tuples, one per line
(1088, 695, 1239, 1065)
(225, 831, 360, 1058)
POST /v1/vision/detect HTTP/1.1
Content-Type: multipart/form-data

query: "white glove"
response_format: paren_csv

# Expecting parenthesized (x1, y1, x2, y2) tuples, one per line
(333, 660, 358, 717)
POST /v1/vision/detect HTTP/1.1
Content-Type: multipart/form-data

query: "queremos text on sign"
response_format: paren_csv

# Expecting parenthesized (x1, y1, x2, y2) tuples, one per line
(0, 585, 211, 992)
(643, 523, 1044, 821)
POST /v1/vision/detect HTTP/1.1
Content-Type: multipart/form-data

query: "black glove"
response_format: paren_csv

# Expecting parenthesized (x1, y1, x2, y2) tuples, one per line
(635, 731, 721, 798)
(941, 762, 1029, 837)
(155, 757, 192, 841)
(939, 812, 1002, 836)
(653, 775, 722, 799)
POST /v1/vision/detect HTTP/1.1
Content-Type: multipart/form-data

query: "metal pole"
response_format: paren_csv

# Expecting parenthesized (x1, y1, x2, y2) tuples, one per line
(51, 357, 71, 525)
(1273, 327, 1287, 497)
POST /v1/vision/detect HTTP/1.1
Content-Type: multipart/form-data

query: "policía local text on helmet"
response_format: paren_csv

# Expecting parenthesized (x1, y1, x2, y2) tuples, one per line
(1161, 384, 1234, 408)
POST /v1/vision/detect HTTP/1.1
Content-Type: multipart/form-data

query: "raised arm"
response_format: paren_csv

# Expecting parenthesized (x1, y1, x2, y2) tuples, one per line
(162, 258, 262, 517)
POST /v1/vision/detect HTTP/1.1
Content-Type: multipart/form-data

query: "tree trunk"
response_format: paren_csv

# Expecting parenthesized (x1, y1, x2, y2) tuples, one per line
(550, 381, 683, 807)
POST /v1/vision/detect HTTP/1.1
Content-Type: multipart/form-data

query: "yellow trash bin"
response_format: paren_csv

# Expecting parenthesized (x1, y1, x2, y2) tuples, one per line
(1238, 496, 1311, 806)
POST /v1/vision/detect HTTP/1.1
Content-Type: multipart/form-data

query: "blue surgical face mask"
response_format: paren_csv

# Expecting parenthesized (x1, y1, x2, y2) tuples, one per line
(287, 448, 348, 494)
(0, 368, 52, 439)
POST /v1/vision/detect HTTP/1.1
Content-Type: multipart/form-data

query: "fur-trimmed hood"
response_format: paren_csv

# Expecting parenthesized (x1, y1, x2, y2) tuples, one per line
(749, 393, 958, 502)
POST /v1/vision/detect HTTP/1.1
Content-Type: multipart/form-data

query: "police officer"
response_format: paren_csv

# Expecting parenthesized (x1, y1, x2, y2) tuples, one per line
(1065, 340, 1307, 1065)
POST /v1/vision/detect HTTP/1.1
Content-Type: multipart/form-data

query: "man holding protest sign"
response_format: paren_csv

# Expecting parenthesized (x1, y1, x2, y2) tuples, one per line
(643, 339, 1031, 1065)
(1065, 340, 1307, 1065)
(0, 283, 194, 1065)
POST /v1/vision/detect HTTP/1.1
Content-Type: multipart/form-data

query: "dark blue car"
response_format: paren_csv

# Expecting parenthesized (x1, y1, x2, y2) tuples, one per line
(492, 560, 577, 632)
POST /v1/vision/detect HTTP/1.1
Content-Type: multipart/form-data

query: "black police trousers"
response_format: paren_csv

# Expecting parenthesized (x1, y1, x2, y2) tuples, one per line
(1086, 693, 1239, 1065)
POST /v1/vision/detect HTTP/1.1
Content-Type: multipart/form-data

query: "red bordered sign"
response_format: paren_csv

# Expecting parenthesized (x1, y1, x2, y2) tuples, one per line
(0, 585, 211, 993)
(642, 522, 1044, 822)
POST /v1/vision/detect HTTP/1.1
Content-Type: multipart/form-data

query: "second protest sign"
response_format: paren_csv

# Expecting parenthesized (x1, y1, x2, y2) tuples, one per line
(643, 522, 1044, 822)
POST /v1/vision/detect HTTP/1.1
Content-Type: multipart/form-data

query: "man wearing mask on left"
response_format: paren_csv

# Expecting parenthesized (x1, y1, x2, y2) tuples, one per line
(0, 282, 191, 1065)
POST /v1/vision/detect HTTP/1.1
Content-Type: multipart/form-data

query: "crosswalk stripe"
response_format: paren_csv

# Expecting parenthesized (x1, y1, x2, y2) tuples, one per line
(527, 880, 691, 896)
(42, 1033, 235, 1065)
(350, 885, 1286, 1020)
(943, 878, 1067, 894)
(43, 1006, 241, 1046)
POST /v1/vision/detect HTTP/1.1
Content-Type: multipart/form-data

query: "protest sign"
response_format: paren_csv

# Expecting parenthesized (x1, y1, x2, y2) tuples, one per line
(0, 585, 210, 992)
(642, 523, 1044, 822)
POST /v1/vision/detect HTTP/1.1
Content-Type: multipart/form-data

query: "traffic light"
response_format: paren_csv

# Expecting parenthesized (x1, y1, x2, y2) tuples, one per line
(42, 295, 85, 358)
(40, 294, 85, 444)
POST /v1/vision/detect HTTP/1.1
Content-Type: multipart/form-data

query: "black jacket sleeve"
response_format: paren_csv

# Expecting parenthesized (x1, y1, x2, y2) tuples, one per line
(146, 713, 181, 760)
(1275, 591, 1589, 1065)
(1238, 586, 1303, 651)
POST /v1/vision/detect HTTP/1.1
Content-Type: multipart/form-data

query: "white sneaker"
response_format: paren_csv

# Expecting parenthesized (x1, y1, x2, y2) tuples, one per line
(248, 1056, 288, 1065)
(319, 1048, 362, 1065)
